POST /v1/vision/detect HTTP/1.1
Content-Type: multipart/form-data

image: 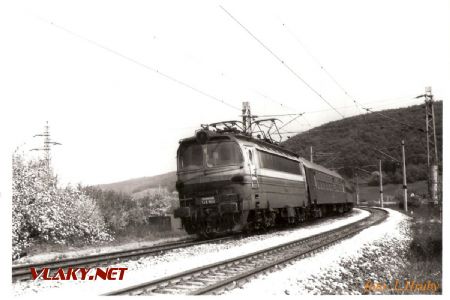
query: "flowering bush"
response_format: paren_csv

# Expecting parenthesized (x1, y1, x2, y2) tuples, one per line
(12, 152, 113, 260)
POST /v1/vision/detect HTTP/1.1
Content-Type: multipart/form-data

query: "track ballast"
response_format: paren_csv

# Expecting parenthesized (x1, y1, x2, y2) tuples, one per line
(104, 208, 387, 295)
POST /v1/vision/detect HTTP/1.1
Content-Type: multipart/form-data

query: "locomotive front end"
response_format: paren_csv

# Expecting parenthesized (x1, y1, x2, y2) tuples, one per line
(174, 130, 249, 237)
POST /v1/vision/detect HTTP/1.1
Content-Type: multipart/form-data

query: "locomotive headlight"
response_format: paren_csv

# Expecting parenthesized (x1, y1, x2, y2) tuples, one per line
(230, 174, 244, 183)
(195, 130, 209, 144)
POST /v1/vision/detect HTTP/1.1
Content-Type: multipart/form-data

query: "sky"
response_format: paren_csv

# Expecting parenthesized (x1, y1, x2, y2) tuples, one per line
(1, 0, 449, 186)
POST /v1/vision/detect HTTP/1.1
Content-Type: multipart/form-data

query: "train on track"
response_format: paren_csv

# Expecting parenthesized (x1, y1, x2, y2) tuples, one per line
(174, 103, 354, 237)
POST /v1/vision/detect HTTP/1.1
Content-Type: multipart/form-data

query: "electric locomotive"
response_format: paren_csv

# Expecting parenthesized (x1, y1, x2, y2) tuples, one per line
(174, 116, 354, 237)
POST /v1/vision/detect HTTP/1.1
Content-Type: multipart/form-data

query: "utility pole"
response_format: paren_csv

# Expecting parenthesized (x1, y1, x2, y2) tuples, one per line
(417, 86, 439, 204)
(355, 171, 360, 206)
(402, 140, 408, 212)
(310, 146, 313, 163)
(426, 87, 439, 205)
(242, 101, 252, 135)
(379, 159, 383, 208)
(31, 121, 62, 174)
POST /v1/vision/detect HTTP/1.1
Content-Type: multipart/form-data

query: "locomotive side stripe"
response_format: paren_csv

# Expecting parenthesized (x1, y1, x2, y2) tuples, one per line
(258, 168, 304, 182)
(178, 167, 243, 181)
(178, 167, 304, 183)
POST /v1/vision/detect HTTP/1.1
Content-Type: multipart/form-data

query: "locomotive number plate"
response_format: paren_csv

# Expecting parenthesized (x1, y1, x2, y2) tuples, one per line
(201, 196, 215, 204)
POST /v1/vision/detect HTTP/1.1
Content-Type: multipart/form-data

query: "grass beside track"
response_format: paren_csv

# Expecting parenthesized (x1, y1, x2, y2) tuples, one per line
(395, 204, 442, 295)
(365, 204, 442, 295)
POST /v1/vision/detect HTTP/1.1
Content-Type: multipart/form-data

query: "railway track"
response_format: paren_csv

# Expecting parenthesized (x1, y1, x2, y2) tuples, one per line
(12, 210, 358, 282)
(12, 236, 233, 282)
(104, 208, 387, 296)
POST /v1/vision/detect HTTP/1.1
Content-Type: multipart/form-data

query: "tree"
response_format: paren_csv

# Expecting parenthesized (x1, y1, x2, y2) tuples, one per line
(367, 171, 388, 186)
(12, 152, 112, 260)
(406, 164, 427, 183)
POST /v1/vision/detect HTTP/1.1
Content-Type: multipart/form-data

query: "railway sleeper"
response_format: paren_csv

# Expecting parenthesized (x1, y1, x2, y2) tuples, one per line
(103, 209, 385, 296)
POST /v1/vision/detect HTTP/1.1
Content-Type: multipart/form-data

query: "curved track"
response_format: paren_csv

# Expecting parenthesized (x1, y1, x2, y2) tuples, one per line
(104, 208, 387, 295)
(12, 236, 233, 282)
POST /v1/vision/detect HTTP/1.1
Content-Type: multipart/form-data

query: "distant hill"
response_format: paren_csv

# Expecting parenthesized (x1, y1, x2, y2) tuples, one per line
(97, 171, 177, 194)
(282, 102, 442, 181)
(98, 102, 441, 194)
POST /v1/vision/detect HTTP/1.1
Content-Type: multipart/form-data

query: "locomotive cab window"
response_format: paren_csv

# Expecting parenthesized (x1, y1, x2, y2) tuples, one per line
(179, 143, 203, 170)
(206, 141, 243, 168)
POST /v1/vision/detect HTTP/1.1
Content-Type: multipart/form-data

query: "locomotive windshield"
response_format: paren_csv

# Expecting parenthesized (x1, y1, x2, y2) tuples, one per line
(179, 143, 203, 170)
(206, 141, 243, 167)
(178, 140, 243, 170)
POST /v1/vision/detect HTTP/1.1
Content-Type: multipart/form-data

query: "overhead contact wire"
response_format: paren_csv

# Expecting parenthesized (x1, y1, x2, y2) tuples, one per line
(39, 17, 240, 111)
(278, 19, 425, 131)
(220, 6, 345, 119)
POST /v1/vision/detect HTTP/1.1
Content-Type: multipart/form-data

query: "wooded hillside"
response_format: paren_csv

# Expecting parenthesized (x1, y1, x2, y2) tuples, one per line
(282, 102, 442, 183)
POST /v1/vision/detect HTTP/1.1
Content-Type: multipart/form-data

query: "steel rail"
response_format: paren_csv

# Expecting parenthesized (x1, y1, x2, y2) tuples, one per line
(104, 208, 387, 296)
(12, 236, 233, 282)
